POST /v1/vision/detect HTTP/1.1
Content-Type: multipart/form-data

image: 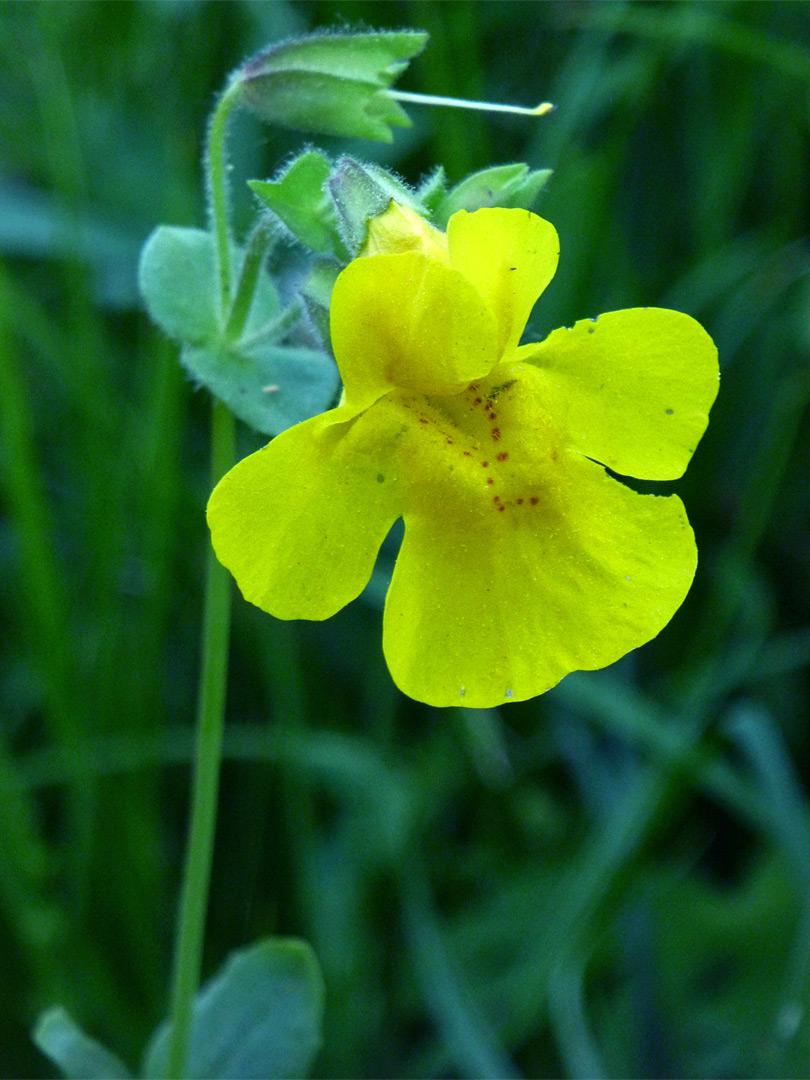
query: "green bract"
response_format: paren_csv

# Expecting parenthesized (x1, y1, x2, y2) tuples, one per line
(250, 154, 424, 260)
(428, 163, 553, 227)
(208, 206, 719, 708)
(250, 155, 554, 261)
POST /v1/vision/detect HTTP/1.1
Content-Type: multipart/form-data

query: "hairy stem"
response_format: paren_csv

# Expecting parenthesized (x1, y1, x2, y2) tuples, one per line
(164, 79, 240, 1080)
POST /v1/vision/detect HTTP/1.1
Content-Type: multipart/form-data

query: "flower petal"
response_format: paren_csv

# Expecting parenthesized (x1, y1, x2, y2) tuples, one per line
(447, 208, 559, 354)
(519, 308, 719, 481)
(207, 404, 402, 620)
(331, 252, 499, 411)
(383, 453, 697, 708)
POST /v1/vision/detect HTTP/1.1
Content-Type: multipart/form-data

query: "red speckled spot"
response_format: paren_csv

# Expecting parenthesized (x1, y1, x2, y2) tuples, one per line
(446, 438, 454, 444)
(498, 505, 505, 512)
(473, 397, 482, 406)
(487, 478, 494, 485)
(516, 498, 524, 505)
(463, 450, 472, 457)
(497, 452, 508, 461)
(493, 496, 500, 503)
(481, 461, 489, 467)
(419, 417, 429, 424)
(491, 428, 501, 441)
(530, 496, 539, 505)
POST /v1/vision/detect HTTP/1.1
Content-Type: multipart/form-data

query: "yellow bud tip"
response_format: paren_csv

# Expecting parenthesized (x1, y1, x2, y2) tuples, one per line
(360, 201, 448, 260)
(533, 102, 556, 116)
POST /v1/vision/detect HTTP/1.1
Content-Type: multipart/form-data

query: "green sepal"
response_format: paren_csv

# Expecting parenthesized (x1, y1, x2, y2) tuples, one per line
(237, 30, 427, 142)
(32, 1007, 132, 1080)
(433, 163, 553, 227)
(182, 339, 338, 436)
(249, 152, 348, 259)
(503, 165, 553, 211)
(142, 938, 324, 1080)
(299, 258, 341, 346)
(416, 165, 448, 217)
(329, 157, 421, 255)
(139, 226, 281, 344)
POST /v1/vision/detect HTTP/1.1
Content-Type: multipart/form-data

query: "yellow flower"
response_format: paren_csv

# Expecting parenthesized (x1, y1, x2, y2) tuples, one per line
(208, 205, 719, 708)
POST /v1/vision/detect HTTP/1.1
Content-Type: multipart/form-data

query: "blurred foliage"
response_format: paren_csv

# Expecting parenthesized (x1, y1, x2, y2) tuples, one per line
(0, 1, 809, 1077)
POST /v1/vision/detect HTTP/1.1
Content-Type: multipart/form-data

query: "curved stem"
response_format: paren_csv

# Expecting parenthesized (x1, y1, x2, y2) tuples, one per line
(207, 80, 242, 315)
(164, 79, 241, 1080)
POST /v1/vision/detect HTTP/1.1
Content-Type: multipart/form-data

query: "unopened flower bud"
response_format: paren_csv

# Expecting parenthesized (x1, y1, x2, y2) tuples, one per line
(360, 201, 447, 260)
(237, 30, 427, 142)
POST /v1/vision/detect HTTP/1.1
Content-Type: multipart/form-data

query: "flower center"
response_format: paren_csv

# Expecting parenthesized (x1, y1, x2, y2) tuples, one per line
(389, 360, 565, 522)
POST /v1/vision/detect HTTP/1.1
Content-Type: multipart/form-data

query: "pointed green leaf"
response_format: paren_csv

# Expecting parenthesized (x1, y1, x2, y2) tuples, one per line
(33, 1008, 132, 1080)
(143, 939, 324, 1080)
(238, 31, 428, 142)
(182, 339, 338, 436)
(249, 153, 347, 257)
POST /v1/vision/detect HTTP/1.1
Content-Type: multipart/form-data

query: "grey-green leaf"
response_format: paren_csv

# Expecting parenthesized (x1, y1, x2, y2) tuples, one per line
(139, 226, 282, 346)
(182, 340, 339, 435)
(138, 226, 220, 344)
(33, 1007, 132, 1080)
(143, 938, 324, 1080)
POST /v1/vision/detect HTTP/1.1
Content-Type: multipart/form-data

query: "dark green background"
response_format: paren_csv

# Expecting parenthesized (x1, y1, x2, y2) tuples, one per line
(1, 1, 809, 1076)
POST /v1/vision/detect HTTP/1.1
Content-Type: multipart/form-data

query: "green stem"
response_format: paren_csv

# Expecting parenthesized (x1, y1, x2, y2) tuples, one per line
(207, 81, 242, 315)
(164, 77, 241, 1080)
(224, 219, 274, 342)
(165, 399, 235, 1080)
